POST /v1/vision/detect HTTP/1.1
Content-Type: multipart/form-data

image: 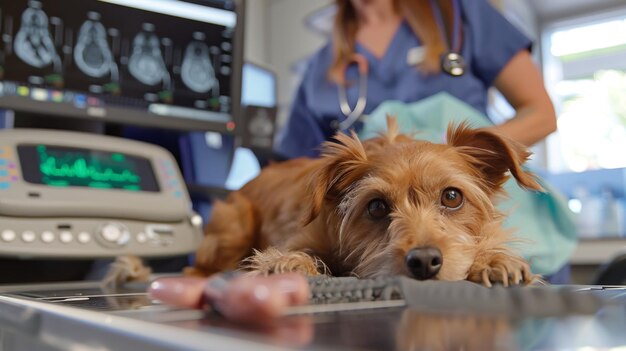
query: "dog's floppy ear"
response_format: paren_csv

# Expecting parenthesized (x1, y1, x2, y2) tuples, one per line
(303, 131, 369, 225)
(447, 122, 543, 192)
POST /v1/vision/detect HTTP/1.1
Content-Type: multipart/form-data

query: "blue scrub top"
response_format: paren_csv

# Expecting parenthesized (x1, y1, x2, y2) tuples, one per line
(276, 0, 531, 159)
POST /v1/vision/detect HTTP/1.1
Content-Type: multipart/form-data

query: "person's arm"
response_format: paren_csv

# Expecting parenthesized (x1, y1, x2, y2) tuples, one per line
(461, 0, 556, 146)
(489, 50, 557, 147)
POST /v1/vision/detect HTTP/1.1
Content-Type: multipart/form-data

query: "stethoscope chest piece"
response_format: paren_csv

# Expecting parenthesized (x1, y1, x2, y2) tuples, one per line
(442, 52, 465, 77)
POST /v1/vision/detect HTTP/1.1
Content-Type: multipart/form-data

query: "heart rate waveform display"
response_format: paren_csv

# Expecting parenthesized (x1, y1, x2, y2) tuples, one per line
(17, 144, 159, 192)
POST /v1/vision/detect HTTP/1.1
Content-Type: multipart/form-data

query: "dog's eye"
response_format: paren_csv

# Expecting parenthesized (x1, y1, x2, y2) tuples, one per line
(367, 199, 390, 219)
(441, 188, 464, 210)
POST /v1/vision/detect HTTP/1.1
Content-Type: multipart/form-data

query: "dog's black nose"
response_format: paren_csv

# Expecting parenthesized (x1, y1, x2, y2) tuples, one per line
(405, 247, 442, 280)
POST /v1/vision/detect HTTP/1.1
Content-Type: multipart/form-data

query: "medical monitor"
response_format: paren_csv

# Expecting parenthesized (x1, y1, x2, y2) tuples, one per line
(241, 62, 276, 108)
(0, 128, 204, 259)
(0, 0, 243, 133)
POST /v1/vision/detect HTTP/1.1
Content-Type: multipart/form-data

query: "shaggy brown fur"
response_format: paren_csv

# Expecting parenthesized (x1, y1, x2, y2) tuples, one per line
(184, 118, 541, 287)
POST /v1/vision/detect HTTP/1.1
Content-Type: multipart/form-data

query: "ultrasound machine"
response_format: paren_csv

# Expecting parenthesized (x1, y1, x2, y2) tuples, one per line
(0, 1, 625, 350)
(0, 0, 255, 283)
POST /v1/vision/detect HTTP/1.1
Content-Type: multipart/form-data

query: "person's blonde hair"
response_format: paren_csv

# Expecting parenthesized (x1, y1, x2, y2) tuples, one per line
(329, 0, 454, 84)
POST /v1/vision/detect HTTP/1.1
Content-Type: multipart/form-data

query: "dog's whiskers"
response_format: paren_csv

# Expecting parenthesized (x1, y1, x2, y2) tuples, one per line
(337, 186, 363, 256)
(355, 250, 393, 278)
(350, 241, 390, 276)
(340, 224, 386, 264)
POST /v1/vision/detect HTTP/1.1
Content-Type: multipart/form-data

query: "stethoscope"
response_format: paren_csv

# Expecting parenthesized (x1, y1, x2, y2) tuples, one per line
(334, 53, 369, 131)
(335, 0, 465, 131)
(432, 0, 466, 77)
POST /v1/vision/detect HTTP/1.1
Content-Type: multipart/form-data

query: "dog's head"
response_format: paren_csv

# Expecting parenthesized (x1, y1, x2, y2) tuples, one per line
(304, 117, 541, 280)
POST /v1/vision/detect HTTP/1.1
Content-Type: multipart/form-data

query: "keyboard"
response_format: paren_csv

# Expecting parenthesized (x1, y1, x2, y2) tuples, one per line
(296, 276, 608, 317)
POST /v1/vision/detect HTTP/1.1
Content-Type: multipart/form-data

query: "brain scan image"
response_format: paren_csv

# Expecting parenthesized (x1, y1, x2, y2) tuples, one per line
(14, 1, 61, 70)
(74, 12, 119, 81)
(128, 24, 170, 88)
(181, 32, 218, 94)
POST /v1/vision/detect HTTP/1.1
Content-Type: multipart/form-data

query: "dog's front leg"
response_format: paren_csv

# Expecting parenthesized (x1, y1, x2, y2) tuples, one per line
(242, 247, 325, 276)
(102, 255, 152, 288)
(466, 249, 537, 287)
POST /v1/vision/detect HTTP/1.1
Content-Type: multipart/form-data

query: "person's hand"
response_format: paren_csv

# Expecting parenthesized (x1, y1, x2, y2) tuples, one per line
(148, 273, 310, 325)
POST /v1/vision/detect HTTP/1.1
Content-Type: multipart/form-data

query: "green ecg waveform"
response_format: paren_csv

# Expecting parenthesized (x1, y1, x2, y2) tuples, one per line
(38, 149, 141, 186)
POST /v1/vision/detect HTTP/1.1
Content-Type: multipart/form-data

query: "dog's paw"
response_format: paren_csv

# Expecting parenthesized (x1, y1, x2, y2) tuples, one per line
(102, 255, 152, 289)
(242, 248, 325, 276)
(467, 254, 537, 287)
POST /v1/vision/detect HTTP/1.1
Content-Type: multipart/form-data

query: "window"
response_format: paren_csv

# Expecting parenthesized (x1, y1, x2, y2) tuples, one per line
(542, 10, 626, 173)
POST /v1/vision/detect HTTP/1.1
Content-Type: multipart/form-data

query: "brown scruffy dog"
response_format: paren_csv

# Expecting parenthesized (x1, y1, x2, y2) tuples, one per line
(184, 118, 541, 287)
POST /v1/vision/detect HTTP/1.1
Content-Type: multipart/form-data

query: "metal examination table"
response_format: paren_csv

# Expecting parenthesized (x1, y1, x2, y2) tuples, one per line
(0, 278, 625, 350)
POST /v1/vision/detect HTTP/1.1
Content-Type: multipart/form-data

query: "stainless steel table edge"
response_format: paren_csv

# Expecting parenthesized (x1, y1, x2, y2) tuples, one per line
(0, 294, 297, 351)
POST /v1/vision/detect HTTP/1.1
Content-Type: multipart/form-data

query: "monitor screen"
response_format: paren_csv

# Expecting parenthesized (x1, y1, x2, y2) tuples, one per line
(17, 144, 160, 192)
(241, 62, 276, 108)
(0, 0, 243, 133)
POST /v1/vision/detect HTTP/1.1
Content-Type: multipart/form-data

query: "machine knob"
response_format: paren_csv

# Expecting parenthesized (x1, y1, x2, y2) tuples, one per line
(190, 213, 203, 228)
(97, 222, 130, 247)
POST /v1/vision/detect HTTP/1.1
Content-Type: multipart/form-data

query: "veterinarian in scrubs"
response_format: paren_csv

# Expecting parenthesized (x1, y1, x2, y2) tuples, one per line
(276, 0, 554, 156)
(275, 0, 572, 283)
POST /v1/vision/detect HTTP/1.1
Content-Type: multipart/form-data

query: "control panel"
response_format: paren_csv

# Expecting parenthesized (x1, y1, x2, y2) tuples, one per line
(0, 129, 203, 258)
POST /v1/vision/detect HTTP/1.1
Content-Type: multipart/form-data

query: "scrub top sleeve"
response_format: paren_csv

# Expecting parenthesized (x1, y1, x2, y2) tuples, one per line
(274, 78, 325, 159)
(463, 0, 533, 87)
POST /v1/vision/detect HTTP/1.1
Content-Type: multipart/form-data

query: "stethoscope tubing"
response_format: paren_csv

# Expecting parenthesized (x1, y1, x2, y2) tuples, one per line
(336, 53, 369, 131)
(430, 0, 462, 54)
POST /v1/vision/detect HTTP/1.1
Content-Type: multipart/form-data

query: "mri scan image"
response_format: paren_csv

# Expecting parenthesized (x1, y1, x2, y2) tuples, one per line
(181, 32, 218, 94)
(74, 12, 119, 81)
(128, 23, 170, 88)
(14, 1, 61, 70)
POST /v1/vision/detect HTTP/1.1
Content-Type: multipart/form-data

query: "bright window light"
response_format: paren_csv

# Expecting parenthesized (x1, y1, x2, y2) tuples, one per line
(550, 19, 626, 57)
(544, 12, 626, 173)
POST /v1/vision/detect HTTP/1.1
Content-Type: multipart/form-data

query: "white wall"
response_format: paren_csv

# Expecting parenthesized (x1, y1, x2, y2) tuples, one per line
(243, 0, 269, 64)
(243, 0, 331, 126)
(266, 0, 332, 125)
